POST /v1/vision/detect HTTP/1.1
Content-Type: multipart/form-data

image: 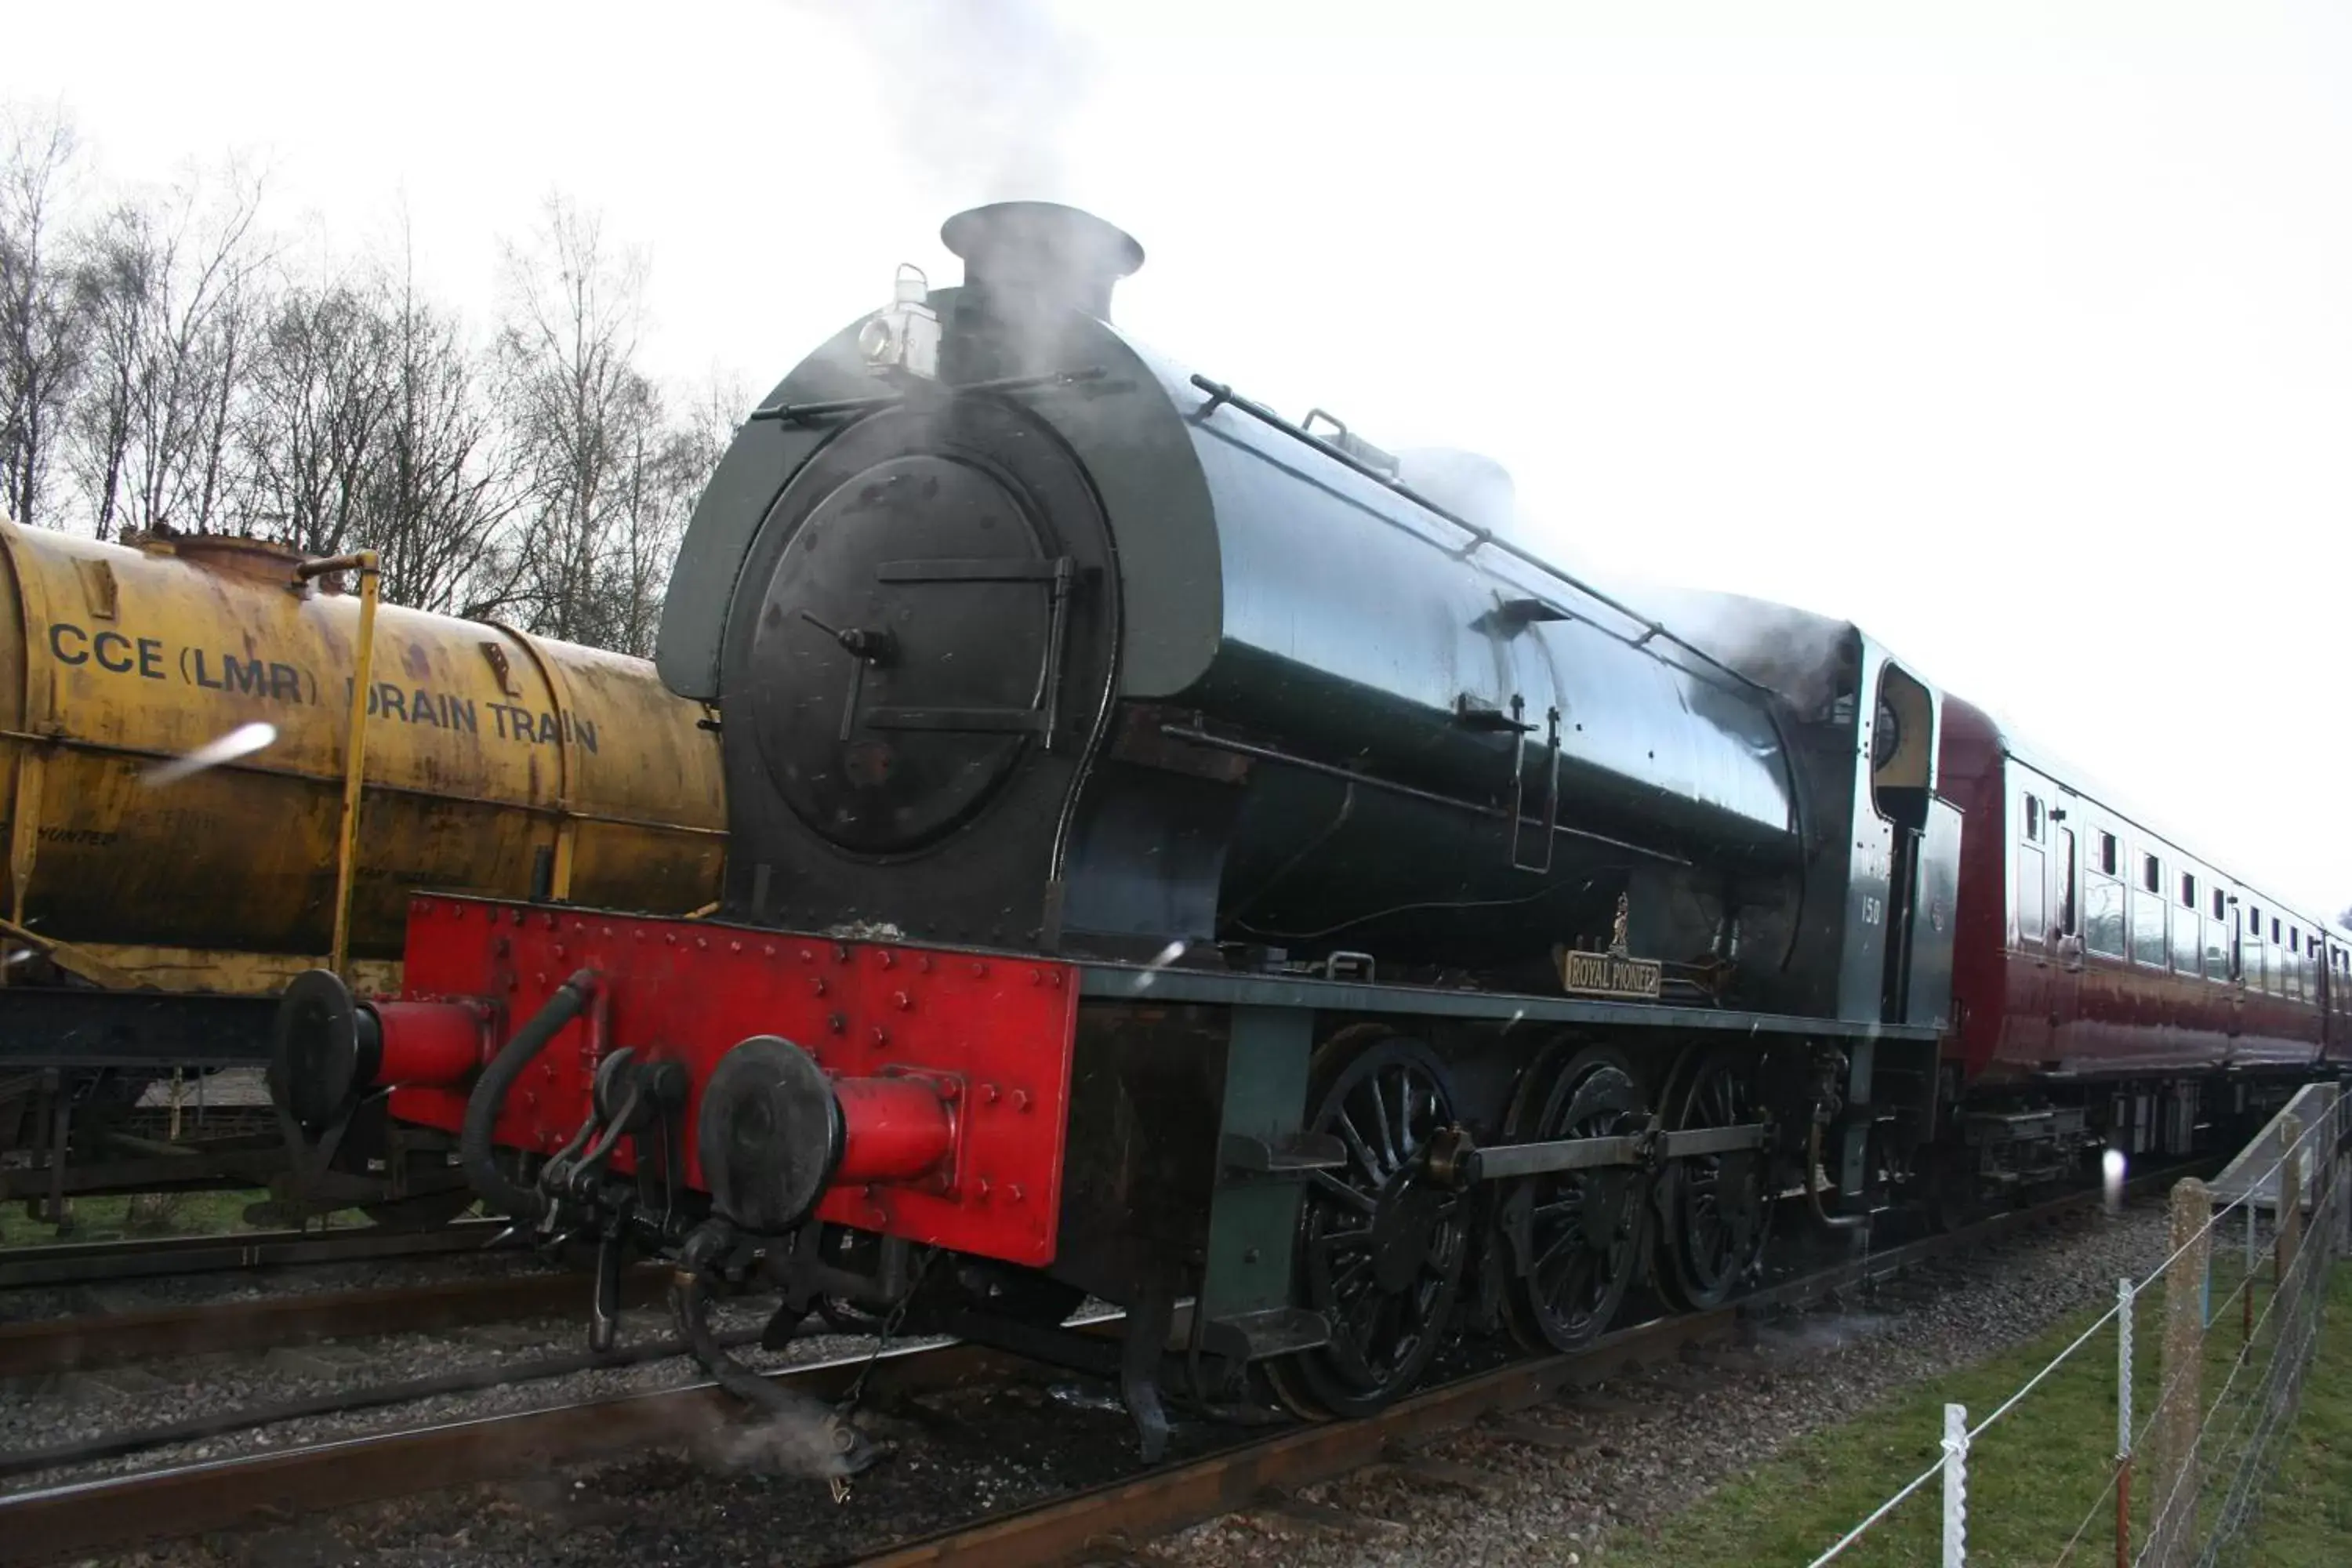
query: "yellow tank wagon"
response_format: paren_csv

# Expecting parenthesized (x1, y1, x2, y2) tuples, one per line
(0, 521, 725, 1221)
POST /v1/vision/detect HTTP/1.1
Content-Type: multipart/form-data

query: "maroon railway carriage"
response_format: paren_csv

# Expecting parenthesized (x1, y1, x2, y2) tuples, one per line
(1936, 693, 2347, 1191)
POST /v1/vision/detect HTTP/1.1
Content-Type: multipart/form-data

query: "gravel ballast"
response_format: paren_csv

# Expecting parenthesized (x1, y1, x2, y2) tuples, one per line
(19, 1200, 2173, 1566)
(1152, 1202, 2172, 1566)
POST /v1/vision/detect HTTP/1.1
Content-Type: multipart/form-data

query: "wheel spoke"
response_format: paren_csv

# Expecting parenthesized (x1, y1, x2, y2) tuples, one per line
(1334, 1114, 1383, 1185)
(1309, 1171, 1378, 1214)
(1311, 1221, 1375, 1254)
(1367, 1077, 1401, 1172)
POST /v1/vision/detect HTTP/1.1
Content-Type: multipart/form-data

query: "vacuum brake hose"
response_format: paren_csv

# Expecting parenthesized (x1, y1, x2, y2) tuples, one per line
(459, 968, 601, 1221)
(673, 1228, 881, 1475)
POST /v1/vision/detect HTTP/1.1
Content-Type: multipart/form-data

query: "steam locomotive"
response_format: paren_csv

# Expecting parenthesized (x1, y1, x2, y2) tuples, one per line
(273, 203, 2348, 1469)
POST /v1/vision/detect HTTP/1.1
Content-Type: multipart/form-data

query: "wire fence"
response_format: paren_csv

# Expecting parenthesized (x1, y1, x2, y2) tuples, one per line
(1804, 1080, 2348, 1568)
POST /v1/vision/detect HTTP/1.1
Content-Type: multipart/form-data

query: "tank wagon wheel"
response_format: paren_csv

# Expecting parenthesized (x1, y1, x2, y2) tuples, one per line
(1262, 1035, 1470, 1420)
(1657, 1044, 1771, 1310)
(1501, 1044, 1651, 1353)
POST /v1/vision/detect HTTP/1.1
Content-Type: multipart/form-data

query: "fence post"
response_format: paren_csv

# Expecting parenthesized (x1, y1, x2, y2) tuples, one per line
(2278, 1114, 2303, 1339)
(2243, 1192, 2256, 1352)
(2324, 1091, 2343, 1250)
(2115, 1277, 2134, 1568)
(2332, 1088, 2347, 1255)
(1942, 1402, 1969, 1568)
(2149, 1176, 2212, 1568)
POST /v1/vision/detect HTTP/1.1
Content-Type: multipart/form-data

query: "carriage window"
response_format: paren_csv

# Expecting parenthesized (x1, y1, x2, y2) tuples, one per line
(2249, 904, 2262, 934)
(2273, 916, 2282, 944)
(2024, 794, 2045, 842)
(2017, 844, 2046, 940)
(2085, 876, 2126, 958)
(2205, 918, 2228, 981)
(2131, 889, 2167, 966)
(2180, 873, 2197, 909)
(2211, 888, 2226, 920)
(2170, 905, 2200, 974)
(2141, 854, 2161, 894)
(2097, 832, 2118, 876)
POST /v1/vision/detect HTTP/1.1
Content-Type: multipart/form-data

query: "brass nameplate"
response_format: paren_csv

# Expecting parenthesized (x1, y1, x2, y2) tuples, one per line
(1563, 949, 1663, 1000)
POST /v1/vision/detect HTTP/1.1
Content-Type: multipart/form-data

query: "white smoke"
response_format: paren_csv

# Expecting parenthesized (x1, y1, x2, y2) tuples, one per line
(704, 1410, 869, 1479)
(803, 0, 1098, 204)
(1608, 583, 1857, 716)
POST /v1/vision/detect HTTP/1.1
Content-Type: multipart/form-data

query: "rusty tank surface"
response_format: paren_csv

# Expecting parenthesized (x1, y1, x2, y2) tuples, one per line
(0, 520, 727, 991)
(0, 519, 728, 1221)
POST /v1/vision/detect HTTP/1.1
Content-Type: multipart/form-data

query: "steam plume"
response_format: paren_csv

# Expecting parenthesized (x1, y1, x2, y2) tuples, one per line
(804, 0, 1098, 203)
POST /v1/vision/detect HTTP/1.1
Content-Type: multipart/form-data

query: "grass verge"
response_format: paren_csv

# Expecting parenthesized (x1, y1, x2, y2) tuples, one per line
(2241, 1263, 2352, 1559)
(0, 1188, 310, 1247)
(1602, 1249, 2351, 1566)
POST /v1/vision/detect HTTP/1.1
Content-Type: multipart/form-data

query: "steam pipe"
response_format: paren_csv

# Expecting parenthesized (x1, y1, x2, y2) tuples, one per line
(1808, 1119, 1868, 1231)
(459, 968, 600, 1221)
(673, 1224, 880, 1475)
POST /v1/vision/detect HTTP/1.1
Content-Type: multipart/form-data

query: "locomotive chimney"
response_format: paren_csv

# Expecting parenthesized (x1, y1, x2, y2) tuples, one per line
(941, 201, 1145, 324)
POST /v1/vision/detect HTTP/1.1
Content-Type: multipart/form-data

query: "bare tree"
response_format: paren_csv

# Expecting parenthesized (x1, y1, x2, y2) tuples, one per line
(596, 375, 744, 656)
(370, 242, 516, 615)
(67, 166, 265, 538)
(0, 107, 86, 527)
(494, 194, 683, 654)
(66, 198, 154, 539)
(240, 273, 391, 556)
(13, 122, 723, 647)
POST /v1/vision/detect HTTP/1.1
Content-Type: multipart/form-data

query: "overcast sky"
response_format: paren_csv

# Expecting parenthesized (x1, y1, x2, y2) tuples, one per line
(11, 0, 2349, 915)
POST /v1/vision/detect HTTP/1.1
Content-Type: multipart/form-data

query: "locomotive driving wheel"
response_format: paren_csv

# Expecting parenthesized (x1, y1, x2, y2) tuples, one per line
(1657, 1045, 1771, 1310)
(1502, 1045, 1650, 1353)
(1262, 1036, 1468, 1420)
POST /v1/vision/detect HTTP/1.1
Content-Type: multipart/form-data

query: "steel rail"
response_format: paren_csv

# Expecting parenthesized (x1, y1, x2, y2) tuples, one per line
(0, 1325, 768, 1483)
(0, 1163, 2200, 1566)
(0, 1265, 662, 1377)
(0, 1218, 515, 1290)
(851, 1163, 2201, 1567)
(0, 1338, 1022, 1566)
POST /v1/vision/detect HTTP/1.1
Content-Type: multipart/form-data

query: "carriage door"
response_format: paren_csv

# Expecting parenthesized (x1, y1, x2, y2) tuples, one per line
(2011, 791, 2053, 1061)
(2324, 939, 2340, 1058)
(2049, 823, 2083, 1060)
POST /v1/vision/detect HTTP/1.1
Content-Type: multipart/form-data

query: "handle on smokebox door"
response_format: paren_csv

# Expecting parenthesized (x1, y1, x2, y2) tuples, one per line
(296, 550, 380, 979)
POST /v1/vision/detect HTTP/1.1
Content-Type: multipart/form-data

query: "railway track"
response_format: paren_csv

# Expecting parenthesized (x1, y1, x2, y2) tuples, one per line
(846, 1177, 2147, 1568)
(0, 1217, 515, 1290)
(0, 1258, 656, 1377)
(0, 1169, 2181, 1567)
